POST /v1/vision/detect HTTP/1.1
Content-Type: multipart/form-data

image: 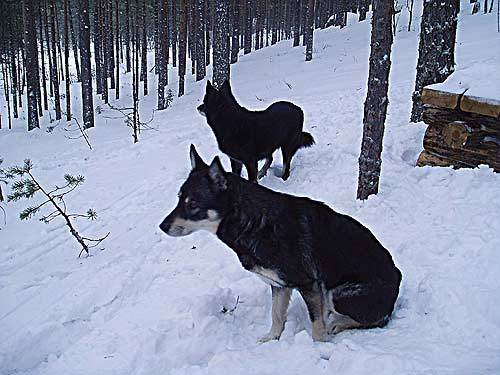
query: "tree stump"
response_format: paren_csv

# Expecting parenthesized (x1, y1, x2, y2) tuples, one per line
(417, 83, 500, 172)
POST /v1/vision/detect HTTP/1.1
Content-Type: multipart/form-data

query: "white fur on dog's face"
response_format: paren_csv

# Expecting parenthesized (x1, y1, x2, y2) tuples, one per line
(166, 209, 221, 236)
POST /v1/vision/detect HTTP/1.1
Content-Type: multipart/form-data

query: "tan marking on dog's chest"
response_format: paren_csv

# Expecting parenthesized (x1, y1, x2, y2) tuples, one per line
(251, 266, 286, 287)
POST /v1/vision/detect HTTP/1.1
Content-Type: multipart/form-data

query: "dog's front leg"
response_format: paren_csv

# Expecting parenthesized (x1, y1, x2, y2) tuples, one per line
(258, 286, 292, 343)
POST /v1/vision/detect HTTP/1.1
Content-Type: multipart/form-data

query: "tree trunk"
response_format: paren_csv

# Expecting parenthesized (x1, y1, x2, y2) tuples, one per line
(115, 0, 120, 99)
(125, 0, 131, 72)
(213, 0, 229, 88)
(244, 0, 252, 54)
(157, 0, 167, 109)
(38, 3, 49, 111)
(80, 0, 94, 129)
(68, 0, 81, 81)
(54, 1, 65, 83)
(23, 0, 40, 130)
(178, 0, 188, 96)
(196, 0, 206, 80)
(100, 0, 108, 103)
(94, 0, 103, 94)
(64, 0, 71, 121)
(141, 0, 148, 95)
(293, 0, 301, 46)
(305, 0, 315, 61)
(49, 0, 62, 120)
(357, 0, 394, 200)
(173, 0, 178, 67)
(231, 0, 240, 63)
(410, 0, 459, 122)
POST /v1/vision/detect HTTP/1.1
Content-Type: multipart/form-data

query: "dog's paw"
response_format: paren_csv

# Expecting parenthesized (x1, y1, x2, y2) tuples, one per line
(258, 332, 281, 343)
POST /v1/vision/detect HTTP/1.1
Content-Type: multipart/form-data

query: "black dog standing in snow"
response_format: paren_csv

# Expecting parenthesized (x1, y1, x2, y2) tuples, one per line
(159, 145, 402, 342)
(197, 80, 315, 182)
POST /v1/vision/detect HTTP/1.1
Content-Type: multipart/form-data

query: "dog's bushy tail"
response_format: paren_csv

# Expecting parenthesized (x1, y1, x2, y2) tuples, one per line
(299, 132, 315, 148)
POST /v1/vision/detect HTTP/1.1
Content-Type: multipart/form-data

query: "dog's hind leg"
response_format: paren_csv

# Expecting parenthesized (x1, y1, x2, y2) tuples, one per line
(281, 147, 295, 181)
(299, 283, 329, 342)
(230, 158, 243, 176)
(244, 161, 258, 183)
(257, 154, 273, 179)
(259, 286, 292, 343)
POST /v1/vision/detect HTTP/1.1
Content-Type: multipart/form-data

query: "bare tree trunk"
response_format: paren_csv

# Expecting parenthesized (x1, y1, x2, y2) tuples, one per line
(108, 0, 116, 90)
(141, 0, 148, 95)
(205, 0, 210, 65)
(39, 3, 49, 111)
(244, 0, 252, 54)
(213, 0, 229, 88)
(178, 0, 188, 96)
(115, 0, 120, 99)
(23, 0, 40, 130)
(196, 0, 206, 80)
(125, 0, 131, 72)
(410, 0, 459, 122)
(305, 0, 314, 61)
(54, 1, 65, 83)
(231, 0, 240, 63)
(68, 0, 81, 81)
(407, 0, 414, 31)
(100, 0, 108, 103)
(94, 0, 103, 94)
(80, 0, 94, 129)
(49, 0, 62, 120)
(64, 0, 72, 121)
(293, 0, 301, 46)
(133, 0, 140, 142)
(357, 0, 394, 200)
(2, 63, 12, 129)
(173, 0, 179, 67)
(157, 0, 167, 109)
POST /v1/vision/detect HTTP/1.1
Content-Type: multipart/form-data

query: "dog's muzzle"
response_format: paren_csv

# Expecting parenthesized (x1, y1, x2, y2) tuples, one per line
(197, 104, 206, 117)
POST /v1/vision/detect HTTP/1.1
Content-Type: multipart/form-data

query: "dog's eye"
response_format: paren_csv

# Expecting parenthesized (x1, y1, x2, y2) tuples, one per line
(186, 201, 198, 210)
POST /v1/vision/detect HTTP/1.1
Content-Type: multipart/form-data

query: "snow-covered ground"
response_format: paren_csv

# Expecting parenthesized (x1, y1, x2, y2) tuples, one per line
(1, 4, 500, 375)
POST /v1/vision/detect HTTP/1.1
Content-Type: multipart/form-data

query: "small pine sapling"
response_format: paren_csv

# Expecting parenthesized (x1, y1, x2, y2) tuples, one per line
(5, 159, 109, 257)
(0, 159, 7, 226)
(165, 89, 174, 108)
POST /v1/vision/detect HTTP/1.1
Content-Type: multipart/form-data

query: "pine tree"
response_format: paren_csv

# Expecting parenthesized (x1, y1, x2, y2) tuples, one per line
(410, 0, 459, 122)
(357, 0, 394, 200)
(4, 159, 109, 257)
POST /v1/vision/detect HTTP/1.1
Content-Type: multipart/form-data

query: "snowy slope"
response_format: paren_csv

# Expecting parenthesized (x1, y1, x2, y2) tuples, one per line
(1, 4, 500, 375)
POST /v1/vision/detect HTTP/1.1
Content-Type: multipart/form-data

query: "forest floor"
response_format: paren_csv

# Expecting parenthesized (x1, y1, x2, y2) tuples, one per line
(1, 4, 500, 375)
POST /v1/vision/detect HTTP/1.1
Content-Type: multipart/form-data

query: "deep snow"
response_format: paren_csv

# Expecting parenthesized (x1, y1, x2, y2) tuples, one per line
(1, 4, 500, 375)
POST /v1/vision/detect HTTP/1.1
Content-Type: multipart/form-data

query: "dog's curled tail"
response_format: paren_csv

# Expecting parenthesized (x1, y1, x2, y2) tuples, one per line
(299, 132, 315, 148)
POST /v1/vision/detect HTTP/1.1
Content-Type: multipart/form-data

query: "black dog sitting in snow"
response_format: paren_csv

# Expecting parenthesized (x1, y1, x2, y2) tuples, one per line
(159, 145, 402, 342)
(197, 80, 315, 182)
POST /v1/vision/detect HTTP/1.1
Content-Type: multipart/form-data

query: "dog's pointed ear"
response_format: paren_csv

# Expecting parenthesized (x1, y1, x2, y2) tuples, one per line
(190, 144, 208, 171)
(220, 80, 231, 96)
(221, 80, 230, 90)
(206, 80, 217, 93)
(208, 156, 227, 190)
